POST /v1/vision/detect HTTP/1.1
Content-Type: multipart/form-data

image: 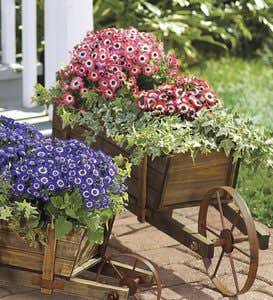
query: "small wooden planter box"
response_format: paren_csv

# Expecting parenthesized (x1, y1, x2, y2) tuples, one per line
(0, 222, 102, 278)
(0, 221, 159, 299)
(53, 112, 236, 211)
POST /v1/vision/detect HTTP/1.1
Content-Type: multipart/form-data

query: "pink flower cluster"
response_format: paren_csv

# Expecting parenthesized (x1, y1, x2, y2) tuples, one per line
(136, 77, 219, 120)
(57, 27, 168, 104)
(55, 26, 219, 120)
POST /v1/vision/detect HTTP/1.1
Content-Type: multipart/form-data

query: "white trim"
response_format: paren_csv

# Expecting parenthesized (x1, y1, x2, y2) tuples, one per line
(1, 0, 16, 65)
(22, 0, 37, 108)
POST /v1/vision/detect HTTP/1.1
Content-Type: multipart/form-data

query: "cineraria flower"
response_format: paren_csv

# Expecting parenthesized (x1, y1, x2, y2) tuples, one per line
(0, 117, 124, 211)
(55, 27, 166, 106)
(136, 76, 220, 120)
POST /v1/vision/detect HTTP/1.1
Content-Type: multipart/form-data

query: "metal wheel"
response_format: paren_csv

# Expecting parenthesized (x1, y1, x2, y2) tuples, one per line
(198, 186, 259, 296)
(96, 253, 162, 300)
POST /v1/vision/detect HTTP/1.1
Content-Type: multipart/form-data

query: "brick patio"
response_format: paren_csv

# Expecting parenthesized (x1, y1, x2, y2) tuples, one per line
(0, 209, 272, 300)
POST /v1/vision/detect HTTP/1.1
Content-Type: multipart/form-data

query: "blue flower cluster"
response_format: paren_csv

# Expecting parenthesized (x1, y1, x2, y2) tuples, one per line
(0, 116, 122, 210)
(0, 116, 43, 175)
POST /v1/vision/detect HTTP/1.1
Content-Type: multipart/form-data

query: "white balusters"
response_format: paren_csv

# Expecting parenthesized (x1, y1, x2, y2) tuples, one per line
(22, 0, 37, 108)
(1, 0, 16, 65)
(1, 0, 94, 109)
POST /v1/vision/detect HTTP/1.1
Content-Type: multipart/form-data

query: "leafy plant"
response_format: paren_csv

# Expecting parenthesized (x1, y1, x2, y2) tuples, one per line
(93, 0, 273, 64)
(0, 117, 130, 246)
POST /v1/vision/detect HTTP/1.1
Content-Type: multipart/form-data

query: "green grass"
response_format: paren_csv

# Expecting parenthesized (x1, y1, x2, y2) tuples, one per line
(190, 58, 273, 226)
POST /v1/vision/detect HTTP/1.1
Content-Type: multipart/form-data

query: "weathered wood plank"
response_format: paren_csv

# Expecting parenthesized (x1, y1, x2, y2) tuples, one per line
(0, 265, 129, 300)
(69, 277, 129, 300)
(41, 225, 57, 294)
(161, 151, 232, 207)
(0, 227, 84, 261)
(0, 247, 74, 277)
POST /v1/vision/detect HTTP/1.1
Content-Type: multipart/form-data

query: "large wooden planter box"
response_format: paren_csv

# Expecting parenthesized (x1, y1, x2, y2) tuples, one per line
(0, 223, 103, 278)
(53, 112, 236, 211)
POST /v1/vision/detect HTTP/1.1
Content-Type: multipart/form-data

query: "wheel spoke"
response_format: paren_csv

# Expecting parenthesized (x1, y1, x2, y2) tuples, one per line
(230, 210, 241, 233)
(216, 192, 226, 230)
(233, 245, 250, 258)
(211, 249, 224, 278)
(206, 226, 220, 238)
(229, 254, 240, 293)
(233, 236, 249, 244)
(132, 259, 138, 272)
(109, 262, 124, 280)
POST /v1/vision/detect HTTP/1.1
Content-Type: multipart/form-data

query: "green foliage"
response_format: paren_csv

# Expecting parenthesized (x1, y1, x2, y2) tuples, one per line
(191, 57, 273, 226)
(0, 188, 44, 247)
(93, 0, 273, 64)
(60, 87, 272, 169)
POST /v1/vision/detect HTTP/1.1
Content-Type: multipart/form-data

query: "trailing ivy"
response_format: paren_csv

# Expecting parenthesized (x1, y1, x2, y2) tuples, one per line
(56, 88, 272, 169)
(34, 82, 273, 169)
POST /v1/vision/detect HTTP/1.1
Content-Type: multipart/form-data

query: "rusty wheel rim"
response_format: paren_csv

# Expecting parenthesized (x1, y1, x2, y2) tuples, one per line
(198, 186, 259, 296)
(96, 253, 161, 299)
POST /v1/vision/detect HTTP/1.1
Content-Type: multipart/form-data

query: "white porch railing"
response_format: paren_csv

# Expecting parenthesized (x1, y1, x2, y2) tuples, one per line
(0, 0, 93, 108)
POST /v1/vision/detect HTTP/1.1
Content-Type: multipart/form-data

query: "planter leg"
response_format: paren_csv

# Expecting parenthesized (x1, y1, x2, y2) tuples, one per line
(41, 224, 57, 294)
(137, 155, 148, 223)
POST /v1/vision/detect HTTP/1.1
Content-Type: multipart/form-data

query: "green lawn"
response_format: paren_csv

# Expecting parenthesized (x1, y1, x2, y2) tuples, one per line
(190, 58, 273, 226)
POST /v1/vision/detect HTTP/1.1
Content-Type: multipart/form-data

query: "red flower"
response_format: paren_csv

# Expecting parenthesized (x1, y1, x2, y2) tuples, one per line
(63, 93, 75, 105)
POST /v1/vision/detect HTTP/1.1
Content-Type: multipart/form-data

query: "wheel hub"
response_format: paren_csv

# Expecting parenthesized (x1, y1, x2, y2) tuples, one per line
(220, 229, 234, 253)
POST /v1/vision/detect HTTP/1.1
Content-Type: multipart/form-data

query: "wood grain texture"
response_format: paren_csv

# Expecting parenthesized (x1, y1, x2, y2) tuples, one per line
(0, 224, 100, 278)
(0, 265, 130, 300)
(161, 151, 233, 207)
(41, 225, 56, 294)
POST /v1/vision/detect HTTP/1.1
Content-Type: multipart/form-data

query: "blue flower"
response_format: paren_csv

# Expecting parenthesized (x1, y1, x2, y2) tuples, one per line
(0, 116, 124, 211)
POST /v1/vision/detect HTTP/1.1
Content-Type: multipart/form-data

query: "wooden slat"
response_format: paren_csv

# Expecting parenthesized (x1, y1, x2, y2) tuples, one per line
(74, 235, 99, 268)
(0, 226, 84, 260)
(0, 230, 81, 261)
(71, 257, 102, 278)
(68, 277, 129, 300)
(0, 265, 129, 300)
(0, 247, 73, 277)
(161, 151, 232, 207)
(41, 225, 57, 294)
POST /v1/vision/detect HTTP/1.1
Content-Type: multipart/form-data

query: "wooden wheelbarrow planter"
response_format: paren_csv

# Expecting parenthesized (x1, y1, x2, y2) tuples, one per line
(0, 220, 162, 299)
(53, 111, 270, 297)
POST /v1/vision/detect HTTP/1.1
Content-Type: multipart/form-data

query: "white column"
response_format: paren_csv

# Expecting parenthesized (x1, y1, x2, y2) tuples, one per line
(44, 0, 93, 119)
(1, 0, 16, 65)
(22, 0, 37, 108)
(44, 0, 57, 88)
(56, 0, 93, 69)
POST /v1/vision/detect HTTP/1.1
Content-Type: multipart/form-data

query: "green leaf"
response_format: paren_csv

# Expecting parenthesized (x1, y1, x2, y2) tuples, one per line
(54, 216, 73, 239)
(143, 2, 161, 16)
(87, 227, 104, 244)
(219, 139, 235, 156)
(0, 206, 12, 221)
(51, 195, 64, 209)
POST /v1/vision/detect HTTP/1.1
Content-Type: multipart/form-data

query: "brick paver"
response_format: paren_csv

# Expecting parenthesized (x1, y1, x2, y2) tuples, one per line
(0, 210, 272, 299)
